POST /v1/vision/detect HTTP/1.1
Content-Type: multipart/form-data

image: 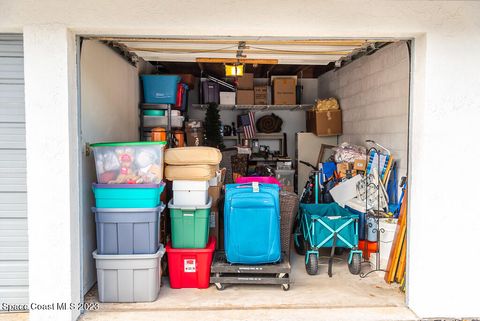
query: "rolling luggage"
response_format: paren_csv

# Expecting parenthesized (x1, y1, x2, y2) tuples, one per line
(224, 183, 281, 264)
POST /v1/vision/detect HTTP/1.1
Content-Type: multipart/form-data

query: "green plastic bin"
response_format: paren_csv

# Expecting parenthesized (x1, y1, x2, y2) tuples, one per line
(168, 197, 211, 248)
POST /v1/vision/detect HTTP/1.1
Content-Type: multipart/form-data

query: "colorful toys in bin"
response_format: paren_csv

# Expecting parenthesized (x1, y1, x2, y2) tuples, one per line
(91, 141, 166, 184)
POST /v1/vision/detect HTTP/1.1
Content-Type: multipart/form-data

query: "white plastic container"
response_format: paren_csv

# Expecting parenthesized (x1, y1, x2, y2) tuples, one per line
(173, 180, 209, 206)
(92, 245, 164, 303)
(220, 92, 236, 105)
(143, 115, 184, 128)
(379, 218, 397, 268)
(91, 142, 166, 184)
(275, 169, 295, 192)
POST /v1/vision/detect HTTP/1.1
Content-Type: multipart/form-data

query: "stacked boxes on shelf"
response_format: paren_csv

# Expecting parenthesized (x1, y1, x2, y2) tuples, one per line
(90, 142, 166, 302)
(164, 147, 222, 288)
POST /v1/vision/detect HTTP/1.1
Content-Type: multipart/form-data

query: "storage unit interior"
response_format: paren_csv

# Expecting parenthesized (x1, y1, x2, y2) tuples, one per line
(79, 36, 411, 314)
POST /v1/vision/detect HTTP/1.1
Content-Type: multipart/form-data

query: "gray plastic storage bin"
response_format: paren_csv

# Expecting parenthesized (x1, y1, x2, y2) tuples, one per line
(93, 205, 164, 255)
(93, 245, 164, 303)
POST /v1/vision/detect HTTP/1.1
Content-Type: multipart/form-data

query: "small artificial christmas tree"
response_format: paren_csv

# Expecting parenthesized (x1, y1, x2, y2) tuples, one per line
(204, 102, 225, 149)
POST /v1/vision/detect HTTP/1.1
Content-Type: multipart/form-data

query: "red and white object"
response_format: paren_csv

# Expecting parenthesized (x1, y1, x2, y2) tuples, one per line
(166, 237, 216, 289)
(173, 180, 210, 206)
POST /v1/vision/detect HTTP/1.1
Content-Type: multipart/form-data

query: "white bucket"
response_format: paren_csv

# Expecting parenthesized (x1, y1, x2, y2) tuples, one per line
(379, 218, 397, 269)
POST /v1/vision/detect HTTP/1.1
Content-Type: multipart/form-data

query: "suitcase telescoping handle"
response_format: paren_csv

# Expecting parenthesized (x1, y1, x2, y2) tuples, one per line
(235, 182, 262, 192)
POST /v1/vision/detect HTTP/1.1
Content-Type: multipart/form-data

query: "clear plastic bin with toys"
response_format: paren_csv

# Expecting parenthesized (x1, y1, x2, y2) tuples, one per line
(91, 141, 166, 184)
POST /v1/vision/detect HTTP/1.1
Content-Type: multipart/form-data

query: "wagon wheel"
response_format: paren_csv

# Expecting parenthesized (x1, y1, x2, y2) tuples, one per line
(215, 283, 225, 291)
(306, 253, 318, 275)
(348, 252, 362, 275)
(281, 284, 290, 291)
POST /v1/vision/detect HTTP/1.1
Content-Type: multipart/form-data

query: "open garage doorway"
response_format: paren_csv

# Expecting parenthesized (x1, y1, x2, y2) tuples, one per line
(77, 35, 414, 320)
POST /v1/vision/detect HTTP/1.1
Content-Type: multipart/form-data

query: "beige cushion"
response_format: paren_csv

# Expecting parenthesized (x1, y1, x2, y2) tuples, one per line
(165, 147, 222, 165)
(165, 164, 217, 181)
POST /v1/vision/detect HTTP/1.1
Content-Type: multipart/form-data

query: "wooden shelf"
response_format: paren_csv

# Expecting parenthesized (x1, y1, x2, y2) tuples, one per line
(192, 104, 312, 111)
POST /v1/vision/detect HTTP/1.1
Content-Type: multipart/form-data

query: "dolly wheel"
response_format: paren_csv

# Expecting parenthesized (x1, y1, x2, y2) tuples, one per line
(282, 284, 290, 291)
(215, 283, 225, 291)
(348, 253, 362, 275)
(306, 253, 318, 275)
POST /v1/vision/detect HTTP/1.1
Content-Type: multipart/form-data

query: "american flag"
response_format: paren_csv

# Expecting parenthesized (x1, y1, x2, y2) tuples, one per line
(240, 111, 256, 139)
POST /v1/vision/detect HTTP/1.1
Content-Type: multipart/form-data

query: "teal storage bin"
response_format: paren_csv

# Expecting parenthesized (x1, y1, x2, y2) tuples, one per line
(141, 75, 180, 104)
(93, 183, 165, 208)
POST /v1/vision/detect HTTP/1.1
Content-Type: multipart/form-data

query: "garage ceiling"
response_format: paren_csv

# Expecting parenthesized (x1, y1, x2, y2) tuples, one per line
(91, 36, 391, 78)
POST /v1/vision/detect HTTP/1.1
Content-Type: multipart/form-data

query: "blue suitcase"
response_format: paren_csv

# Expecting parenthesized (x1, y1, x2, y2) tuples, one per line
(224, 183, 281, 264)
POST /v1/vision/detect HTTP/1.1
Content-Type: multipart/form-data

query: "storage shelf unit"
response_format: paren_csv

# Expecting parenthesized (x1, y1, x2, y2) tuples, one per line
(192, 104, 313, 111)
(139, 103, 178, 146)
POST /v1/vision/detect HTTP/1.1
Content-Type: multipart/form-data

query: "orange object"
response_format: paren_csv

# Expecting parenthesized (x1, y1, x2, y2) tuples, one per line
(174, 130, 185, 147)
(151, 127, 167, 142)
(385, 191, 408, 283)
(358, 240, 378, 260)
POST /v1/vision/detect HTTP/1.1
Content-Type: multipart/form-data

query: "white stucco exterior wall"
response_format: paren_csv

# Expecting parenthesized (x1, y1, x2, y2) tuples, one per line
(1, 1, 480, 319)
(23, 25, 81, 321)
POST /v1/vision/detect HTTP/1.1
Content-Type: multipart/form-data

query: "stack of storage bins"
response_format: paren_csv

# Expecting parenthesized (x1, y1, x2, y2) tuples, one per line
(164, 147, 221, 289)
(90, 142, 166, 302)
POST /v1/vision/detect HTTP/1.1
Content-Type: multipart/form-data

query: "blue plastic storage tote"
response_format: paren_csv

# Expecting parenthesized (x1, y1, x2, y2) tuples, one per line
(141, 75, 180, 104)
(92, 183, 165, 208)
(224, 183, 281, 264)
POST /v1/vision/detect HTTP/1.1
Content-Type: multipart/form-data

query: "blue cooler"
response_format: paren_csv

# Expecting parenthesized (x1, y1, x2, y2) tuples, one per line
(141, 75, 180, 104)
(224, 183, 281, 264)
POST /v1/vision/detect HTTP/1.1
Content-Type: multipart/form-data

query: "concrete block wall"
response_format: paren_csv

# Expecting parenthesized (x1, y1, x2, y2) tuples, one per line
(318, 41, 410, 178)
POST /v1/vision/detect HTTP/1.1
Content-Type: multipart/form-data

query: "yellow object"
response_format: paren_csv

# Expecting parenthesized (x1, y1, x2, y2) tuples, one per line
(313, 98, 340, 111)
(225, 64, 244, 76)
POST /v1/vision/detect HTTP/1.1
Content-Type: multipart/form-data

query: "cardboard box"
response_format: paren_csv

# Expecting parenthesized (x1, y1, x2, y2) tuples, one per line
(306, 109, 342, 136)
(236, 90, 254, 105)
(353, 159, 367, 172)
(254, 86, 268, 105)
(208, 183, 223, 206)
(220, 92, 236, 105)
(209, 203, 219, 249)
(236, 73, 254, 90)
(337, 162, 352, 179)
(273, 78, 296, 105)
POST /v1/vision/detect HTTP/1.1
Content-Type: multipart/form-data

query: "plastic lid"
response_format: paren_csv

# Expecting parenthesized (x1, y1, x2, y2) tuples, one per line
(91, 141, 167, 147)
(93, 182, 165, 189)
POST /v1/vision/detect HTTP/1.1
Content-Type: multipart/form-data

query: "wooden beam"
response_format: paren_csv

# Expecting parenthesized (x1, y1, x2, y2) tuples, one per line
(196, 58, 278, 65)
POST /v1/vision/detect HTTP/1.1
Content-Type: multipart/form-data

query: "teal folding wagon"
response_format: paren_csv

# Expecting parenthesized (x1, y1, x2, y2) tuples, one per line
(294, 202, 363, 276)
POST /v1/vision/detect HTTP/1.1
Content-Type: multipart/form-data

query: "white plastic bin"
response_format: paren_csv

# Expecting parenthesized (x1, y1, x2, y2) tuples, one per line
(92, 245, 164, 303)
(379, 218, 397, 269)
(275, 169, 295, 192)
(173, 180, 209, 206)
(143, 115, 184, 128)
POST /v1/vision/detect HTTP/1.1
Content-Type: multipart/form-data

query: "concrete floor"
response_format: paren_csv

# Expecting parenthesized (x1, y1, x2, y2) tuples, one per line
(79, 251, 417, 321)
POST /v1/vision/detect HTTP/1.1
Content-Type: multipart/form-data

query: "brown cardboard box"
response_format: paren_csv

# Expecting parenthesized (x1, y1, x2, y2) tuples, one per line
(236, 73, 254, 90)
(209, 203, 219, 249)
(337, 162, 352, 179)
(273, 78, 296, 105)
(306, 109, 342, 136)
(236, 90, 254, 105)
(254, 86, 268, 105)
(208, 183, 223, 205)
(353, 159, 367, 171)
